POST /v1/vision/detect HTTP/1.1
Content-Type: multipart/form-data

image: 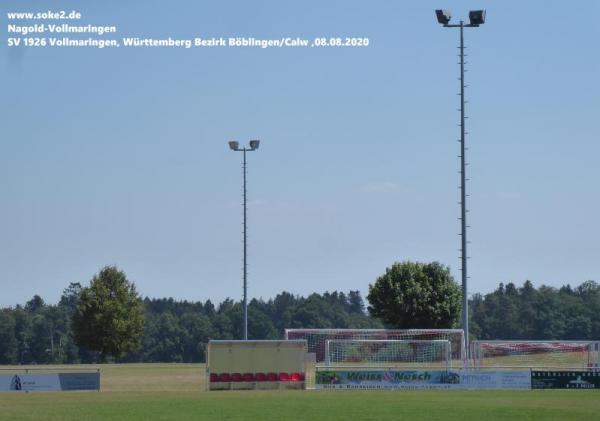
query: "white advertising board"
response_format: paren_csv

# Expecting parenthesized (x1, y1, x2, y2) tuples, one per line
(458, 370, 531, 389)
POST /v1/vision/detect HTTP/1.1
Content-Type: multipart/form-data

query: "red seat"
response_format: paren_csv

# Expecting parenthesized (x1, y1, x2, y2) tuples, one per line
(279, 372, 290, 382)
(231, 373, 243, 382)
(242, 373, 255, 382)
(209, 373, 219, 383)
(255, 372, 267, 382)
(266, 372, 278, 382)
(218, 373, 231, 382)
(290, 372, 304, 382)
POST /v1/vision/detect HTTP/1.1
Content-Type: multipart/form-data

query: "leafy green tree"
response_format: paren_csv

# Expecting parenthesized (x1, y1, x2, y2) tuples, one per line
(367, 261, 461, 329)
(72, 266, 145, 361)
(469, 280, 600, 341)
(517, 280, 538, 339)
(269, 292, 296, 331)
(213, 299, 241, 339)
(576, 281, 600, 338)
(57, 283, 84, 363)
(143, 312, 184, 362)
(13, 306, 33, 363)
(348, 291, 365, 314)
(534, 286, 567, 338)
(203, 300, 216, 317)
(28, 313, 54, 363)
(0, 310, 18, 364)
(59, 283, 82, 313)
(247, 305, 277, 339)
(493, 282, 521, 339)
(25, 295, 45, 313)
(14, 297, 53, 364)
(180, 312, 213, 362)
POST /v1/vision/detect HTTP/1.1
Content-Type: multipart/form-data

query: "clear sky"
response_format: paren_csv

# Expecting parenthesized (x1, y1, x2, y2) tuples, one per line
(1, 0, 599, 307)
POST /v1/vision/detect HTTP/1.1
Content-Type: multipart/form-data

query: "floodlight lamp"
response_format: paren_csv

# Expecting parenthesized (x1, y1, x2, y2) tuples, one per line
(436, 10, 451, 25)
(249, 140, 260, 150)
(228, 141, 239, 151)
(469, 10, 485, 26)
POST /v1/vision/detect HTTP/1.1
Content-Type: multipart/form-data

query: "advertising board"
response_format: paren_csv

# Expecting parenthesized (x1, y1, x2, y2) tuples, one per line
(0, 373, 100, 392)
(531, 371, 600, 390)
(458, 370, 531, 389)
(315, 370, 459, 390)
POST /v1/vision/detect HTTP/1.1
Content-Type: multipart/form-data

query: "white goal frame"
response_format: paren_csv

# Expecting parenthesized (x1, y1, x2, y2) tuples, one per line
(471, 340, 600, 369)
(285, 328, 466, 366)
(324, 339, 453, 369)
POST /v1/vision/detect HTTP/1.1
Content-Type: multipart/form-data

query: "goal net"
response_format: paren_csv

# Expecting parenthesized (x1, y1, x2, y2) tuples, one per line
(325, 339, 453, 369)
(471, 340, 600, 369)
(285, 329, 465, 365)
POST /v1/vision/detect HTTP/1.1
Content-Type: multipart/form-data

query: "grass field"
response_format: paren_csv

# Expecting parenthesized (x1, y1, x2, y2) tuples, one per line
(1, 364, 600, 420)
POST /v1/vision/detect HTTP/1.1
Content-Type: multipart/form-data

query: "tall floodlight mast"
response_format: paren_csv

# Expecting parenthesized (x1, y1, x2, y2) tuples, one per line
(228, 139, 260, 341)
(435, 9, 486, 357)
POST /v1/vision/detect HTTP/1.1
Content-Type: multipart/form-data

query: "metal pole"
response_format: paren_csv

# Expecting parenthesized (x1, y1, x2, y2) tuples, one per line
(459, 21, 469, 356)
(242, 148, 248, 341)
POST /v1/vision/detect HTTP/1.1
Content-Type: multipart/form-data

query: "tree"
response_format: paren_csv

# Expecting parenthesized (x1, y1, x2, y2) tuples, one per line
(247, 305, 277, 340)
(28, 312, 54, 364)
(72, 266, 145, 361)
(469, 280, 600, 341)
(59, 283, 82, 313)
(179, 312, 213, 362)
(348, 291, 365, 314)
(143, 312, 184, 362)
(13, 306, 33, 363)
(367, 261, 461, 329)
(57, 283, 84, 363)
(25, 295, 45, 313)
(0, 310, 18, 364)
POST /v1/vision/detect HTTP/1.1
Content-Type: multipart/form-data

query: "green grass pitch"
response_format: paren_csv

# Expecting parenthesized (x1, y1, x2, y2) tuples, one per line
(0, 364, 599, 420)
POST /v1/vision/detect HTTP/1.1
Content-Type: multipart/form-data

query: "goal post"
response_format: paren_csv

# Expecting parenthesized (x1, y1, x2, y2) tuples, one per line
(285, 328, 466, 366)
(324, 339, 453, 370)
(471, 340, 600, 370)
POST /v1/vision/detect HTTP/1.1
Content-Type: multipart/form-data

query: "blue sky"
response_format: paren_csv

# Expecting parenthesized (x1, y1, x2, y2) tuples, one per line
(1, 0, 599, 307)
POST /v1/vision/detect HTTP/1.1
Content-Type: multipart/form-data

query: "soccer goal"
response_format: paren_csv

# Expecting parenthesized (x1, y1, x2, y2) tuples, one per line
(471, 340, 600, 369)
(285, 329, 466, 366)
(324, 339, 453, 369)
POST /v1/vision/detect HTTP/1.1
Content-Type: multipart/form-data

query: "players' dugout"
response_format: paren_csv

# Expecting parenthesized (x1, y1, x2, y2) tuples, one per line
(207, 340, 307, 390)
